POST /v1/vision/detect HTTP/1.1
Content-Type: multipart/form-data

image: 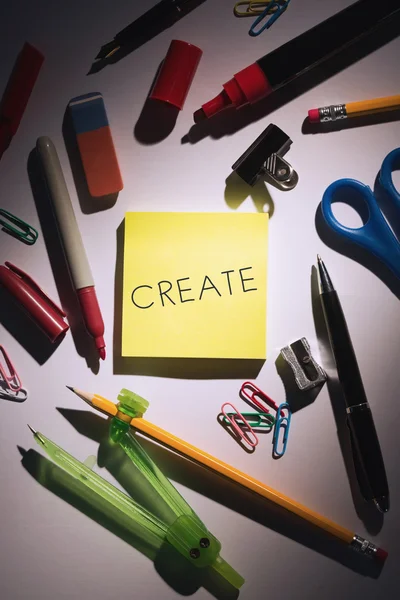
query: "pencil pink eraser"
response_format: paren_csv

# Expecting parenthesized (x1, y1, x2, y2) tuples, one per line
(375, 547, 388, 564)
(308, 108, 320, 123)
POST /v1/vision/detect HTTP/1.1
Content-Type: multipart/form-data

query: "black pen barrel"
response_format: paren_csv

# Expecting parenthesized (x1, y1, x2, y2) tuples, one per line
(320, 291, 368, 404)
(347, 405, 389, 505)
(320, 289, 389, 509)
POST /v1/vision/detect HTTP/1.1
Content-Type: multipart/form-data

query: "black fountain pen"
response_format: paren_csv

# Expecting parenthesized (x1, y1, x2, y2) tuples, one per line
(95, 0, 208, 61)
(317, 255, 389, 513)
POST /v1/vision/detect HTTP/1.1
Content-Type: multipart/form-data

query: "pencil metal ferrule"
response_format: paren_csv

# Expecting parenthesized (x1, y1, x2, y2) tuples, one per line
(350, 535, 379, 558)
(319, 104, 347, 122)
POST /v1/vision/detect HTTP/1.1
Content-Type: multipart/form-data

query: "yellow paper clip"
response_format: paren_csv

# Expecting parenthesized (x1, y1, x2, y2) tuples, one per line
(233, 1, 276, 17)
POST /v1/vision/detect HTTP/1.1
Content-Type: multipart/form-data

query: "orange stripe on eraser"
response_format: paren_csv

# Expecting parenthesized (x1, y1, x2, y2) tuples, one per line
(77, 127, 123, 197)
(69, 93, 123, 198)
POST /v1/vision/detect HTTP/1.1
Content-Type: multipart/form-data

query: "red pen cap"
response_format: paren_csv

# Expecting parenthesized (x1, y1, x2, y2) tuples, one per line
(0, 262, 69, 343)
(150, 40, 203, 110)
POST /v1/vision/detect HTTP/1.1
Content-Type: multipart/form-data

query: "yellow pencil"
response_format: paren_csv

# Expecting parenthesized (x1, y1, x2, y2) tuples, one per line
(308, 94, 400, 123)
(68, 386, 388, 563)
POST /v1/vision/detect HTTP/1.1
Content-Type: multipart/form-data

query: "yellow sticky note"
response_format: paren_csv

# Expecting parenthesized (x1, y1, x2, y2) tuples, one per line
(122, 212, 268, 359)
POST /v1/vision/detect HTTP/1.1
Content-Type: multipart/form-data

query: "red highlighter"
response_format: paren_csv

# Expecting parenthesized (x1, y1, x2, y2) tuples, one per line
(69, 93, 123, 198)
(195, 0, 400, 121)
(0, 43, 44, 159)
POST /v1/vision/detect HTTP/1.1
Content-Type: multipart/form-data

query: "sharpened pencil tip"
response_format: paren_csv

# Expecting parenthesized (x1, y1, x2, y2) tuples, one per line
(66, 386, 74, 393)
(27, 424, 37, 435)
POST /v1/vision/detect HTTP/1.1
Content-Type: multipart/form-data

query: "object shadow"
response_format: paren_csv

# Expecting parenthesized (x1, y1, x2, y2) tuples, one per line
(216, 412, 256, 455)
(87, 0, 207, 75)
(0, 380, 27, 402)
(302, 108, 400, 134)
(134, 62, 179, 145)
(27, 149, 100, 373)
(0, 286, 61, 365)
(311, 265, 383, 535)
(183, 12, 400, 144)
(275, 354, 323, 414)
(60, 407, 384, 579)
(62, 109, 118, 214)
(113, 220, 264, 379)
(225, 172, 275, 215)
(21, 436, 238, 598)
(315, 203, 400, 300)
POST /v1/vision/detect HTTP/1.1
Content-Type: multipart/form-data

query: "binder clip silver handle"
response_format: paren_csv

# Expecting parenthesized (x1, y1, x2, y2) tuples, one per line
(264, 153, 298, 191)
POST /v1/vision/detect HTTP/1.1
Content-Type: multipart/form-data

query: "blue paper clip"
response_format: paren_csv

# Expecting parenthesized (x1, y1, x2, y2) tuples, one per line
(273, 402, 291, 458)
(249, 0, 291, 36)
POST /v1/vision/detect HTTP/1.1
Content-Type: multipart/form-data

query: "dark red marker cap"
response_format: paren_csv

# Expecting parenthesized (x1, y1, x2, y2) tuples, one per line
(150, 40, 203, 110)
(0, 262, 69, 343)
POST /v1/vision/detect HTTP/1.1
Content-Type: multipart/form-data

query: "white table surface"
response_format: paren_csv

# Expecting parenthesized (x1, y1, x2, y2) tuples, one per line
(1, 1, 400, 599)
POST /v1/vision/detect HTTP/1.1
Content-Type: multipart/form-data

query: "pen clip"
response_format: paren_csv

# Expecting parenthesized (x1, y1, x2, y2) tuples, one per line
(5, 261, 67, 318)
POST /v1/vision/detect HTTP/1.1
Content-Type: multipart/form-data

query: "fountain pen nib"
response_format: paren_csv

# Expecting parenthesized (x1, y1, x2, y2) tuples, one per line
(27, 424, 37, 435)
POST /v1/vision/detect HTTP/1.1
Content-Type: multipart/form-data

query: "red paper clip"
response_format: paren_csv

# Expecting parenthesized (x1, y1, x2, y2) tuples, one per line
(221, 402, 259, 448)
(0, 345, 22, 392)
(240, 381, 284, 416)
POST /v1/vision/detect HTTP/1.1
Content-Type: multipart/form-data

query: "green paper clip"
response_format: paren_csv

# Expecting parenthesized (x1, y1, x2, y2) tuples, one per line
(223, 411, 275, 431)
(0, 208, 38, 245)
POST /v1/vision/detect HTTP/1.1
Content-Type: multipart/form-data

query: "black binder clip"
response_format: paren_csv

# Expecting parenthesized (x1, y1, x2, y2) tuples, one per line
(232, 123, 298, 190)
(280, 338, 326, 391)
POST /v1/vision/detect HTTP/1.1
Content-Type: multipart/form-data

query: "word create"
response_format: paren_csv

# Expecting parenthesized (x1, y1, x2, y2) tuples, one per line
(131, 267, 257, 309)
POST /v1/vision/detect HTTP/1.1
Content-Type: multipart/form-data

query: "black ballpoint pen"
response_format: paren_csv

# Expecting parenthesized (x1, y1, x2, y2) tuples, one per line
(317, 255, 389, 513)
(95, 0, 208, 61)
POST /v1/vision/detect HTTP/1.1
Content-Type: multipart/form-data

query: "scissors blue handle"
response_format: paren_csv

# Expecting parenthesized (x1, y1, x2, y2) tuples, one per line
(321, 148, 400, 280)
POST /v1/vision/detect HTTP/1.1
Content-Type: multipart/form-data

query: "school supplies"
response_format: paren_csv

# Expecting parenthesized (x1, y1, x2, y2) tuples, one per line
(28, 411, 244, 589)
(249, 1, 291, 37)
(232, 123, 298, 189)
(308, 93, 400, 123)
(222, 410, 275, 430)
(280, 338, 326, 391)
(240, 381, 282, 415)
(221, 402, 260, 448)
(0, 43, 44, 160)
(36, 137, 106, 359)
(0, 209, 38, 245)
(69, 386, 388, 563)
(0, 262, 69, 343)
(317, 256, 389, 513)
(273, 403, 291, 458)
(321, 148, 400, 281)
(194, 0, 400, 121)
(68, 93, 123, 197)
(149, 40, 203, 110)
(95, 0, 208, 61)
(121, 212, 268, 360)
(234, 1, 282, 16)
(0, 346, 27, 402)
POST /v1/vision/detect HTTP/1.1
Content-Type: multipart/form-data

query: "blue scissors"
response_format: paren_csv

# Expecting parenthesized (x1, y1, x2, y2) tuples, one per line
(321, 148, 400, 280)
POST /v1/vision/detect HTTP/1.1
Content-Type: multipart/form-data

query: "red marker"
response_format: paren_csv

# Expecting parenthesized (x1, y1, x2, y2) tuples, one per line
(194, 0, 400, 122)
(36, 137, 106, 360)
(0, 43, 44, 160)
